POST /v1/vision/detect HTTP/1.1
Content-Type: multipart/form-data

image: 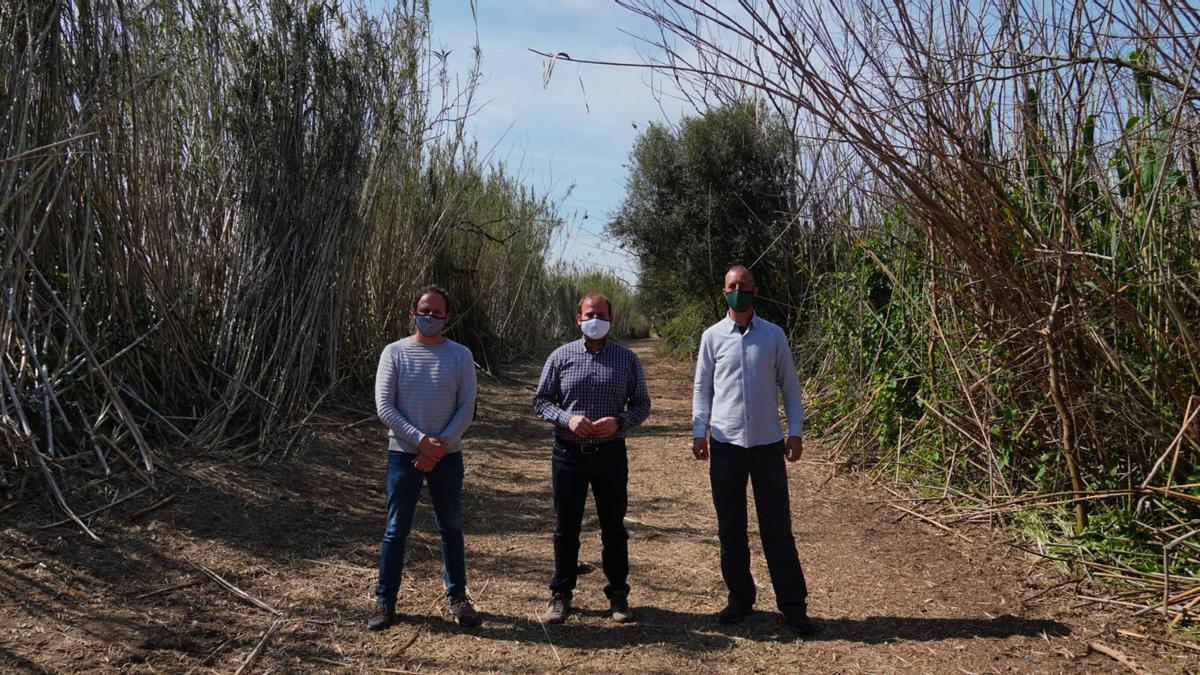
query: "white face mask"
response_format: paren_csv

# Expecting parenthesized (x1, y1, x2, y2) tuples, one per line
(580, 317, 611, 340)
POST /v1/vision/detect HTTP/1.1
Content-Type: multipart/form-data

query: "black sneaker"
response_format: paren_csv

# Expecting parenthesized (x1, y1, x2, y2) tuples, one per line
(545, 592, 571, 624)
(366, 599, 395, 631)
(784, 610, 817, 637)
(449, 595, 482, 628)
(717, 604, 754, 624)
(609, 593, 635, 623)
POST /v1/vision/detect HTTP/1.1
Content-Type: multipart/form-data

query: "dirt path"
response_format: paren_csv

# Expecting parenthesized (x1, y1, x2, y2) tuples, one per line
(1, 339, 1195, 673)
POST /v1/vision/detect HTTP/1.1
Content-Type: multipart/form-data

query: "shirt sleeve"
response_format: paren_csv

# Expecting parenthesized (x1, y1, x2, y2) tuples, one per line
(618, 352, 651, 429)
(437, 347, 478, 445)
(533, 350, 571, 428)
(775, 328, 805, 438)
(692, 330, 715, 438)
(375, 346, 426, 446)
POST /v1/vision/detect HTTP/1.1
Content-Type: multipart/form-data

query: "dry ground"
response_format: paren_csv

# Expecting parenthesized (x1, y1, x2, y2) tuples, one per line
(1, 339, 1197, 673)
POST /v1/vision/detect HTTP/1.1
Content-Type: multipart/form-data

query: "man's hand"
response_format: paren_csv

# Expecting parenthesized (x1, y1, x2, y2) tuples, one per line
(568, 415, 594, 437)
(692, 436, 709, 461)
(785, 436, 804, 462)
(591, 417, 620, 438)
(414, 436, 447, 472)
(412, 452, 438, 472)
(418, 435, 447, 461)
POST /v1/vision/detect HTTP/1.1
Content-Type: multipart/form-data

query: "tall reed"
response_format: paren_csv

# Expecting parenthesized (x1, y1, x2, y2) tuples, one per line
(1, 0, 585, 516)
(618, 0, 1200, 610)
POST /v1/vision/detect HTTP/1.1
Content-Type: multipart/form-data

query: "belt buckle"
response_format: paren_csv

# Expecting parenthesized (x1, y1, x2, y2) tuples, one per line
(579, 443, 600, 455)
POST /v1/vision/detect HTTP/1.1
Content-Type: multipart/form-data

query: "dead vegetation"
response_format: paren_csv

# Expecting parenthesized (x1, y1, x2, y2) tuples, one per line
(1, 341, 1196, 672)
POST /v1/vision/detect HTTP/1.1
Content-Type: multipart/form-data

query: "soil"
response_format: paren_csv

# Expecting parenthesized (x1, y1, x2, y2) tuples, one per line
(1, 339, 1197, 673)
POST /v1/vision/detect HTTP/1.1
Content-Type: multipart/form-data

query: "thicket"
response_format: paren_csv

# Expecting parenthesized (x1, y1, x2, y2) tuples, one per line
(1, 0, 629, 524)
(609, 101, 806, 357)
(617, 0, 1200, 621)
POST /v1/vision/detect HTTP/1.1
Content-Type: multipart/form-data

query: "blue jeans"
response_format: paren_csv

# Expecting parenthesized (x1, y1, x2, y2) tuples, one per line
(549, 439, 630, 599)
(375, 451, 466, 605)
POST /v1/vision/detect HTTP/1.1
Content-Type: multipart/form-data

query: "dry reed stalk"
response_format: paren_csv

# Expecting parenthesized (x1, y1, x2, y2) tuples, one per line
(884, 502, 974, 544)
(1115, 630, 1200, 654)
(196, 564, 282, 616)
(1088, 642, 1147, 674)
(233, 618, 284, 675)
(534, 614, 563, 667)
(127, 493, 174, 520)
(134, 578, 202, 599)
(38, 486, 150, 529)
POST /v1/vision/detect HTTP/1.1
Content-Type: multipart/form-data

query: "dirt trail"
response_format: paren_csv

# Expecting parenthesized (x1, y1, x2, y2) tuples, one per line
(1, 339, 1196, 673)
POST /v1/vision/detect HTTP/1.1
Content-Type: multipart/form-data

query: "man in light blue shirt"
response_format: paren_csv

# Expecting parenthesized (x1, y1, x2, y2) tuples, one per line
(691, 265, 814, 636)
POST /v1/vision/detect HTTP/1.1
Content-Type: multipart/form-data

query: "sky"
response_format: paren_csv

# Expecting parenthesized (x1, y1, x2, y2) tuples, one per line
(424, 0, 690, 285)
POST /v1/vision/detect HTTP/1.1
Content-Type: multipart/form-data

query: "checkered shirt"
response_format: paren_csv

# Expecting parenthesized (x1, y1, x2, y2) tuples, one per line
(533, 338, 651, 445)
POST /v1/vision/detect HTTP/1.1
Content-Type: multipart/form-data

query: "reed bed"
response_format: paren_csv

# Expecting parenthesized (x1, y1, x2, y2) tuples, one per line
(1, 1, 629, 520)
(618, 0, 1200, 623)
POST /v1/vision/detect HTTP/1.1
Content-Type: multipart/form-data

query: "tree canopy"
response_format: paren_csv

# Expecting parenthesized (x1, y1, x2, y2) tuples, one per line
(608, 101, 804, 351)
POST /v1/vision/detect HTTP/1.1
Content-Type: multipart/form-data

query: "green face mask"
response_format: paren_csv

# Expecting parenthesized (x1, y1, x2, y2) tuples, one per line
(724, 289, 754, 312)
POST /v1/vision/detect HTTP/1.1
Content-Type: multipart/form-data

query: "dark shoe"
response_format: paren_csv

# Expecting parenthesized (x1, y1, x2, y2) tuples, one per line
(717, 604, 754, 624)
(545, 592, 571, 624)
(366, 599, 395, 631)
(609, 594, 635, 623)
(449, 595, 482, 628)
(784, 610, 817, 636)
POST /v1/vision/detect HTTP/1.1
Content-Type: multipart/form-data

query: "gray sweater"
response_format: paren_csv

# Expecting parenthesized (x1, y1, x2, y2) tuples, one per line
(374, 337, 477, 454)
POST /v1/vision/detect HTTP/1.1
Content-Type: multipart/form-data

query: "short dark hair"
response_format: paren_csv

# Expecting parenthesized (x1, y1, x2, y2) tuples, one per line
(411, 285, 451, 314)
(578, 292, 613, 316)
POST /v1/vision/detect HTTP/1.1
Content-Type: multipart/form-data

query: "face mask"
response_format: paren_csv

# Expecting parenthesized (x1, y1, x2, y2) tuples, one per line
(725, 289, 754, 312)
(414, 314, 445, 337)
(580, 317, 611, 340)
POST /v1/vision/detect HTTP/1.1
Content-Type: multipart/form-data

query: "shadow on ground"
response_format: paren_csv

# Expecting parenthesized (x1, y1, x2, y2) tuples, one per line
(349, 607, 1070, 652)
(810, 614, 1069, 643)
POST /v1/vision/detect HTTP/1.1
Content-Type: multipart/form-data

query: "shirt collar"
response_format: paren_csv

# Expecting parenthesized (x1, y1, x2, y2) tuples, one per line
(579, 337, 609, 354)
(725, 313, 755, 334)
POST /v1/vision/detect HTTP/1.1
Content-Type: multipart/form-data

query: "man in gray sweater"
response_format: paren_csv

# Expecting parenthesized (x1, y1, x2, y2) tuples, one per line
(369, 285, 481, 630)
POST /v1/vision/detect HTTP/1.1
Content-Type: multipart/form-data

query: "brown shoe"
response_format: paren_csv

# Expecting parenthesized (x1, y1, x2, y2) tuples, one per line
(366, 599, 395, 631)
(449, 595, 482, 628)
(545, 592, 571, 624)
(609, 594, 635, 623)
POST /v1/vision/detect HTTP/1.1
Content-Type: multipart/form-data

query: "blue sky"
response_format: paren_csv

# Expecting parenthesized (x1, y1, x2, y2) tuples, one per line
(425, 1, 690, 285)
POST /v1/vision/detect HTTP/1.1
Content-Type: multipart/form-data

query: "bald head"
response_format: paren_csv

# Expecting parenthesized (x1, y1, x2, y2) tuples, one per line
(723, 265, 756, 292)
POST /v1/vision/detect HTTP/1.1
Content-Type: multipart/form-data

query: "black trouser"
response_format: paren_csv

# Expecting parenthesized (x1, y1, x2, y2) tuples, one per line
(710, 438, 808, 614)
(549, 438, 630, 599)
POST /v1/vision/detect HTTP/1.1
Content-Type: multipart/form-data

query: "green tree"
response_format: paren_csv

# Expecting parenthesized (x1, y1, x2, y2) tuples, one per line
(608, 101, 802, 354)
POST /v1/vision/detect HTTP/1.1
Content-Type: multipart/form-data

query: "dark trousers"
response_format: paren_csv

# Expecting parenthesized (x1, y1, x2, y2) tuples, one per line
(549, 438, 630, 599)
(710, 439, 808, 614)
(375, 451, 466, 604)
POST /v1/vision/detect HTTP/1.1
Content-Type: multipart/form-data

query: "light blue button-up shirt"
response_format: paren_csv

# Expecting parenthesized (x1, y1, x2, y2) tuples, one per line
(692, 314, 805, 447)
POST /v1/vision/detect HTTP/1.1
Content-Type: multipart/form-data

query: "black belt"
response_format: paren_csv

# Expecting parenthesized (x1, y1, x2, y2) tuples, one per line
(554, 437, 626, 455)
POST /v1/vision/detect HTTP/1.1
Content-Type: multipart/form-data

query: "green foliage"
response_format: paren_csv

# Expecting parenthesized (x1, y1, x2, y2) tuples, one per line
(804, 92, 1200, 581)
(655, 302, 711, 359)
(617, 0, 1200, 620)
(609, 101, 806, 354)
(538, 267, 649, 342)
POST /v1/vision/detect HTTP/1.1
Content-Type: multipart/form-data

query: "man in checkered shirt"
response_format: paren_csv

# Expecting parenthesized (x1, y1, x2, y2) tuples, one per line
(533, 292, 651, 625)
